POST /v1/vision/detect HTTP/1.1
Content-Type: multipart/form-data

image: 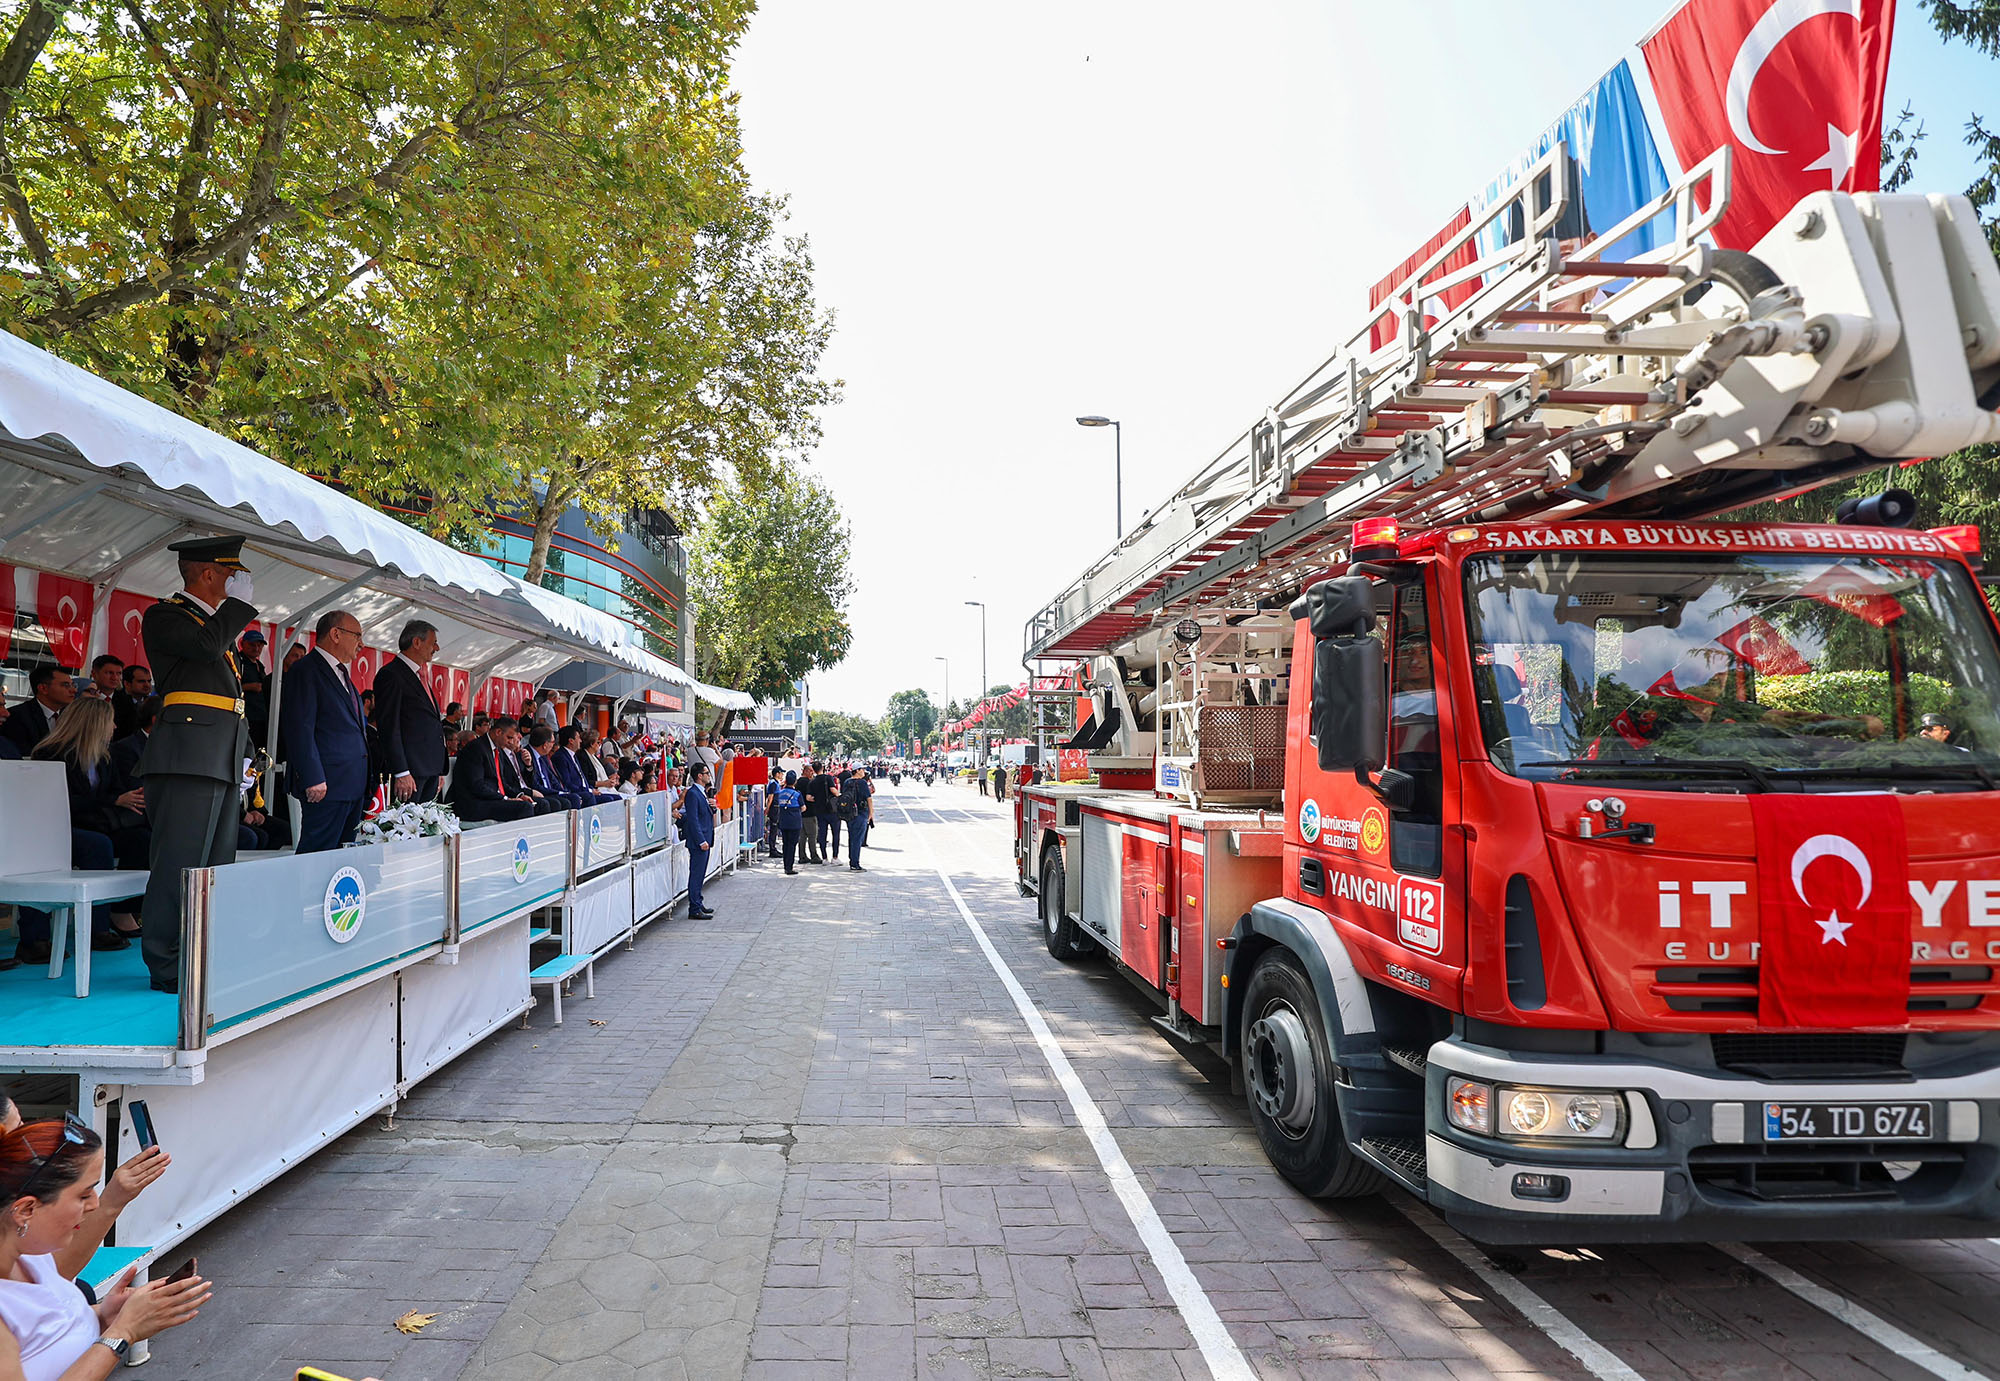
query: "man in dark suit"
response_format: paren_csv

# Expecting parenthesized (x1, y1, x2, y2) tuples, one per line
(450, 720, 545, 821)
(682, 761, 715, 918)
(525, 727, 584, 809)
(376, 619, 449, 804)
(554, 724, 618, 805)
(110, 697, 158, 785)
(111, 662, 152, 737)
(137, 534, 258, 992)
(281, 609, 372, 854)
(1, 664, 75, 755)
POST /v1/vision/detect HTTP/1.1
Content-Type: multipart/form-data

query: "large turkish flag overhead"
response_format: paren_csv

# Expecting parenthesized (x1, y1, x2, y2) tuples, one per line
(1642, 0, 1894, 249)
(1751, 793, 1909, 1028)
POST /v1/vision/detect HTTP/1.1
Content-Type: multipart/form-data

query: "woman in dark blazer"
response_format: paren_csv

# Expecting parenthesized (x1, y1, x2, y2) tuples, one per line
(30, 696, 150, 940)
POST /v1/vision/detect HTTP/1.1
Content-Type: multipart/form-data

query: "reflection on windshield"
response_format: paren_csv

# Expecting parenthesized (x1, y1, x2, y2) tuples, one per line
(1462, 551, 2000, 783)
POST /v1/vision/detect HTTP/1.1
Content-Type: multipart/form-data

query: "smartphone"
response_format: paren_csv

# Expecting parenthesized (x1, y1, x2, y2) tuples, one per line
(127, 1099, 157, 1150)
(296, 1371, 354, 1381)
(164, 1257, 196, 1285)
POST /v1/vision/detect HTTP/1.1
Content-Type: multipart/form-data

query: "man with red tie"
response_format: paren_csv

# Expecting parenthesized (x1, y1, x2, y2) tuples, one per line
(280, 609, 373, 853)
(449, 720, 545, 821)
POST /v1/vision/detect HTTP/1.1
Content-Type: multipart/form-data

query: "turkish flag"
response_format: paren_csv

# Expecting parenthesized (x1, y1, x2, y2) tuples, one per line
(0, 564, 14, 661)
(1714, 614, 1811, 675)
(1751, 793, 1908, 1028)
(1642, 0, 1894, 249)
(35, 573, 92, 667)
(1370, 206, 1480, 351)
(106, 590, 153, 669)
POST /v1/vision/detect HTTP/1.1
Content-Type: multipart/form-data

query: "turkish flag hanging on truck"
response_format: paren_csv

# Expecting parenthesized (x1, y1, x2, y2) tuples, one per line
(1750, 793, 1909, 1028)
(1641, 0, 1894, 249)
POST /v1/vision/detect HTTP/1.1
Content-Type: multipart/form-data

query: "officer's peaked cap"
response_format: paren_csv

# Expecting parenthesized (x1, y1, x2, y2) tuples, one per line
(167, 534, 248, 570)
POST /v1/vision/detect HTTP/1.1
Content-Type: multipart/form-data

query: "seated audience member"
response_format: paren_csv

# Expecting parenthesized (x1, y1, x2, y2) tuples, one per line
(84, 656, 123, 702)
(0, 697, 16, 762)
(554, 726, 618, 805)
(24, 699, 148, 952)
(107, 699, 157, 787)
(526, 728, 583, 809)
(110, 665, 152, 738)
(0, 1090, 172, 1290)
(615, 759, 642, 798)
(1, 666, 75, 756)
(0, 1117, 211, 1376)
(448, 721, 546, 821)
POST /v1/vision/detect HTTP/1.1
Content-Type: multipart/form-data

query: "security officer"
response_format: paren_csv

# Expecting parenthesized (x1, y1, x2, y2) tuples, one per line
(137, 535, 259, 993)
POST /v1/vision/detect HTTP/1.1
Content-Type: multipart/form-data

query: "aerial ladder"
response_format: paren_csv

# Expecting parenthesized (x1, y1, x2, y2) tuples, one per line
(1029, 147, 2000, 805)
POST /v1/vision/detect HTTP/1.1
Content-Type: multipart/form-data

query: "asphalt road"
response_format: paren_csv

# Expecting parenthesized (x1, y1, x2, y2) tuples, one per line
(153, 781, 2000, 1380)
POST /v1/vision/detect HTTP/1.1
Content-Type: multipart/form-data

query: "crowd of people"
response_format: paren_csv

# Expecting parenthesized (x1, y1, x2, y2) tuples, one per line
(0, 535, 730, 981)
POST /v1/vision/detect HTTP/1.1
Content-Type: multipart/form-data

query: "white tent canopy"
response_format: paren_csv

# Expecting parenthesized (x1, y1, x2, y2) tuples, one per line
(0, 329, 751, 710)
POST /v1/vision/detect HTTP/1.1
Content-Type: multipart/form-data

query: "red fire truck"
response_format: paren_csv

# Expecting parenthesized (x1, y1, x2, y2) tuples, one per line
(1015, 176, 2000, 1240)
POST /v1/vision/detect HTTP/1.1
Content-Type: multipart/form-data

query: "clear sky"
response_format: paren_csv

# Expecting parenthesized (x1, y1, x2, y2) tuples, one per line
(731, 0, 1996, 722)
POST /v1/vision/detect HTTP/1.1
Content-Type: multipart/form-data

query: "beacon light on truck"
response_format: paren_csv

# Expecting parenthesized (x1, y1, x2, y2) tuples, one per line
(1446, 1077, 1625, 1143)
(1350, 516, 1400, 560)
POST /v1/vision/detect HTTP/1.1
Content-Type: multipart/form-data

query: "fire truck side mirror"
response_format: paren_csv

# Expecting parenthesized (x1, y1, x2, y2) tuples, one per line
(1297, 576, 1385, 774)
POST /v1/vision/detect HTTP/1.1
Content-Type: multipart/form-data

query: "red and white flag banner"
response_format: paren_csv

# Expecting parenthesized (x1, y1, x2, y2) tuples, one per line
(1751, 792, 1909, 1027)
(1642, 0, 1894, 249)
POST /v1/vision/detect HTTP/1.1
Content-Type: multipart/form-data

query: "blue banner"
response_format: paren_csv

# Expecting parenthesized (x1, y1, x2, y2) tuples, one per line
(1473, 61, 1672, 263)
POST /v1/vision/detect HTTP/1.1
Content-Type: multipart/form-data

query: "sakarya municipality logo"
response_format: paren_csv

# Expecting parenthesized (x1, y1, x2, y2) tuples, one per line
(323, 866, 366, 943)
(512, 836, 532, 883)
(644, 800, 658, 837)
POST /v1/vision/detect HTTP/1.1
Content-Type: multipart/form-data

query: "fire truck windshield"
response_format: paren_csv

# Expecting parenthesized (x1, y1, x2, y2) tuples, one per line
(1461, 550, 2000, 788)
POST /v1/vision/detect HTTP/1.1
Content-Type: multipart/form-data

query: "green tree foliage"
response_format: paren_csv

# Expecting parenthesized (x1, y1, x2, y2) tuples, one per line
(689, 469, 853, 732)
(882, 688, 937, 751)
(0, 0, 834, 566)
(807, 709, 881, 757)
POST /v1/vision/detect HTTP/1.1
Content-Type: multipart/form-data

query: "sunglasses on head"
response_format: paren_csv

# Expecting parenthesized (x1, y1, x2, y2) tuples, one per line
(16, 1112, 92, 1200)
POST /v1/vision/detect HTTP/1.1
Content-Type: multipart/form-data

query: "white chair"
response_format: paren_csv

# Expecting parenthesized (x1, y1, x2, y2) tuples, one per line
(0, 760, 151, 997)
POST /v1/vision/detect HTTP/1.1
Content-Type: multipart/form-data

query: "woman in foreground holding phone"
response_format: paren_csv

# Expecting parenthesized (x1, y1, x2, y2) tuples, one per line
(0, 1118, 209, 1380)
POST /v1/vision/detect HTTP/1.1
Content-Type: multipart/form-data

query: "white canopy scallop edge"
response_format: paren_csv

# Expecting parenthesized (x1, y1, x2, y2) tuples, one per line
(0, 328, 752, 710)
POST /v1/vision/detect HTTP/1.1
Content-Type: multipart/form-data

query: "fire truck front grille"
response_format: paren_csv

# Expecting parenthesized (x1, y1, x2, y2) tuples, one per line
(1710, 1033, 1907, 1077)
(1689, 1143, 1964, 1204)
(1197, 705, 1286, 794)
(1650, 968, 1997, 1018)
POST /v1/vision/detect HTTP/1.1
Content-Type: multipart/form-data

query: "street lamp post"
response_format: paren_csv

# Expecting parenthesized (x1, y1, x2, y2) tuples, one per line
(933, 655, 949, 755)
(1075, 415, 1122, 539)
(965, 600, 987, 764)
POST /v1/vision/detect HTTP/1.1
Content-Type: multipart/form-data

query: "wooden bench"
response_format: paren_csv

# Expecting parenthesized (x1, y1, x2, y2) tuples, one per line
(528, 951, 593, 1025)
(0, 761, 151, 998)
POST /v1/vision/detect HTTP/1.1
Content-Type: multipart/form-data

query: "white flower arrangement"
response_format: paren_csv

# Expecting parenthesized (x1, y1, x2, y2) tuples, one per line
(356, 799, 463, 844)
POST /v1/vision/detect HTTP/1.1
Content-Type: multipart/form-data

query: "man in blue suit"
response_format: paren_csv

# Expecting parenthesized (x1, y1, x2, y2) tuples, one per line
(554, 724, 619, 805)
(282, 609, 373, 853)
(682, 761, 716, 919)
(525, 726, 584, 809)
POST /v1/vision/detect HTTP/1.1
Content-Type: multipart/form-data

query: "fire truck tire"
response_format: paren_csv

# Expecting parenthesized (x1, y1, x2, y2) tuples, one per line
(1040, 850, 1092, 960)
(1241, 952, 1385, 1199)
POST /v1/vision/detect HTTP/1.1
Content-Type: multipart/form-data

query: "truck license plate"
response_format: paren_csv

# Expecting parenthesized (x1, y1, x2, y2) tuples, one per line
(1763, 1101, 1935, 1141)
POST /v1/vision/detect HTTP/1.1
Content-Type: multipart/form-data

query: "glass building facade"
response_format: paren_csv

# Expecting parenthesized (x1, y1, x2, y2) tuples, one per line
(475, 506, 689, 669)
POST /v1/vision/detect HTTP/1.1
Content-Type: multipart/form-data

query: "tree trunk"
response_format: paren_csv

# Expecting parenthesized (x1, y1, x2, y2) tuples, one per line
(522, 480, 571, 585)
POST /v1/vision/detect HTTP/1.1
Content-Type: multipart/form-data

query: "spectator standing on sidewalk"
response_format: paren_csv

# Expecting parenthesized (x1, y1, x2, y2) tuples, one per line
(800, 761, 830, 864)
(773, 771, 805, 874)
(976, 759, 988, 796)
(992, 760, 1007, 802)
(843, 768, 875, 871)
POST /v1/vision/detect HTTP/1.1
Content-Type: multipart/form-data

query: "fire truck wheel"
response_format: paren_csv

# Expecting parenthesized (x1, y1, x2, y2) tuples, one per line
(1241, 952, 1384, 1199)
(1040, 849, 1092, 960)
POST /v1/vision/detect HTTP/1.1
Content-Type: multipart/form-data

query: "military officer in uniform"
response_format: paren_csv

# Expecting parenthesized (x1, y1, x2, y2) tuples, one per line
(137, 535, 259, 993)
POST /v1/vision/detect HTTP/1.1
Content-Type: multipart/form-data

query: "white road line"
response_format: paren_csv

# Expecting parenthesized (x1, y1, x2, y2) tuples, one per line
(1717, 1243, 1994, 1381)
(1391, 1198, 1647, 1381)
(894, 797, 1257, 1381)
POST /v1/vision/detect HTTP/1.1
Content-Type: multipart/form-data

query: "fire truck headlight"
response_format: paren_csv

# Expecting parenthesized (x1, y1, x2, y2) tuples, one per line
(1496, 1086, 1623, 1142)
(1446, 1077, 1492, 1135)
